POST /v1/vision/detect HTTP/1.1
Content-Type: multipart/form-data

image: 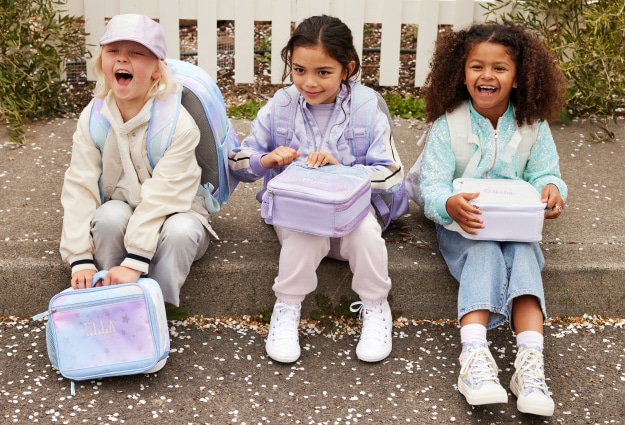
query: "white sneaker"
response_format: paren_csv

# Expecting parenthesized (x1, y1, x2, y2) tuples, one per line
(350, 300, 393, 362)
(458, 343, 508, 405)
(510, 346, 555, 416)
(265, 302, 301, 363)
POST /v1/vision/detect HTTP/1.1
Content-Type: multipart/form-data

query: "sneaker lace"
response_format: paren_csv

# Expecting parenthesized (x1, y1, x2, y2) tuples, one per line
(350, 301, 389, 342)
(270, 303, 301, 341)
(460, 345, 500, 384)
(515, 348, 549, 394)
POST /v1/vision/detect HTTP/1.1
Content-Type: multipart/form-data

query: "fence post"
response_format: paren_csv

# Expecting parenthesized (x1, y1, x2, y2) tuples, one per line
(414, 0, 439, 87)
(379, 0, 403, 86)
(197, 0, 218, 79)
(158, 0, 181, 60)
(234, 0, 255, 84)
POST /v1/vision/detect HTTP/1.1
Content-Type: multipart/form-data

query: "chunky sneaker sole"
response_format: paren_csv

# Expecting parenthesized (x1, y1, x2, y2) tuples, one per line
(357, 343, 392, 363)
(510, 347, 555, 416)
(510, 382, 555, 416)
(458, 344, 508, 405)
(266, 343, 301, 363)
(458, 376, 508, 405)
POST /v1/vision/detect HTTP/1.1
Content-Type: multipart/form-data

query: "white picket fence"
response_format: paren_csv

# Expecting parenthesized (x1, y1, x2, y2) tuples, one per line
(61, 0, 492, 87)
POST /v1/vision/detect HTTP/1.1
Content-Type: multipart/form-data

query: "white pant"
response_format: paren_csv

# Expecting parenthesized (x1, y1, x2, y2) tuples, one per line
(91, 200, 210, 306)
(272, 209, 391, 305)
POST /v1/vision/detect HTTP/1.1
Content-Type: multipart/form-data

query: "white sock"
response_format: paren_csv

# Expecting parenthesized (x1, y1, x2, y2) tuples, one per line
(516, 330, 544, 352)
(460, 323, 487, 346)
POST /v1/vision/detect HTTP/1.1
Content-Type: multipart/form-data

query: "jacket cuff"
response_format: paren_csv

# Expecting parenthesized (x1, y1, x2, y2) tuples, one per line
(120, 253, 150, 275)
(70, 259, 98, 276)
(435, 194, 453, 223)
(250, 154, 267, 176)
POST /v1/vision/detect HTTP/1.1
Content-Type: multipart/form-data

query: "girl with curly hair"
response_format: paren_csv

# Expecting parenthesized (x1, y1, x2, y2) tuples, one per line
(410, 23, 568, 416)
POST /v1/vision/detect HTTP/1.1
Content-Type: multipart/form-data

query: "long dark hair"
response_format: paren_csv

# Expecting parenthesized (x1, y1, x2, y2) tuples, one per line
(281, 15, 361, 89)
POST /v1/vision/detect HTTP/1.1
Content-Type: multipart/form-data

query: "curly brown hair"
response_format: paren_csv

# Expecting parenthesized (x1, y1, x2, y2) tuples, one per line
(422, 23, 566, 126)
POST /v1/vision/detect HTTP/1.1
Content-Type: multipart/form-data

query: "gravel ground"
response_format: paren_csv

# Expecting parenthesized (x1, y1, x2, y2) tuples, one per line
(1, 315, 624, 424)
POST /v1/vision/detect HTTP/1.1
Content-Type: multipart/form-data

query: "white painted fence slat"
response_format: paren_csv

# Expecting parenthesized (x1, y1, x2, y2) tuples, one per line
(64, 0, 493, 87)
(414, 0, 439, 87)
(379, 0, 403, 87)
(197, 0, 218, 79)
(454, 0, 477, 29)
(234, 0, 256, 84)
(335, 0, 365, 68)
(160, 0, 181, 61)
(271, 0, 292, 85)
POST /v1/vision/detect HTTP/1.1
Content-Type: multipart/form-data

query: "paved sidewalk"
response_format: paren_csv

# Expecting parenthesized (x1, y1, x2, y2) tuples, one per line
(1, 315, 624, 424)
(0, 117, 624, 424)
(1, 117, 624, 319)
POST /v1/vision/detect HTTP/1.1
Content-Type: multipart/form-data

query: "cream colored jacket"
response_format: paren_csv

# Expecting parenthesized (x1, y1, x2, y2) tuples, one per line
(60, 92, 212, 276)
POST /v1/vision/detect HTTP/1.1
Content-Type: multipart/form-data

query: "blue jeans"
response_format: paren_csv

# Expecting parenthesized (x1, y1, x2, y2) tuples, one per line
(436, 224, 547, 331)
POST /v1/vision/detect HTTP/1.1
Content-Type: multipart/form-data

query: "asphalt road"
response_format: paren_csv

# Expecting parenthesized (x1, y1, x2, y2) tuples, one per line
(1, 315, 624, 424)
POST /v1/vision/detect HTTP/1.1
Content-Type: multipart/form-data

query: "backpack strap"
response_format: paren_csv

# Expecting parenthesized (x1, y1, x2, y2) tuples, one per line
(447, 102, 538, 178)
(88, 98, 110, 153)
(88, 95, 179, 166)
(446, 101, 481, 178)
(345, 83, 408, 229)
(88, 98, 110, 204)
(145, 91, 182, 169)
(515, 123, 539, 177)
(272, 85, 299, 149)
(345, 82, 378, 163)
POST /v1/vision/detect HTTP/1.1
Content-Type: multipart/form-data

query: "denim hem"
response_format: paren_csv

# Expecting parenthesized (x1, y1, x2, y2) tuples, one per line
(458, 303, 508, 330)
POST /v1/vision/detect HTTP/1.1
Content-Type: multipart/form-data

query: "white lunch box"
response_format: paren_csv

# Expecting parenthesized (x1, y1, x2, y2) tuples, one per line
(445, 178, 546, 242)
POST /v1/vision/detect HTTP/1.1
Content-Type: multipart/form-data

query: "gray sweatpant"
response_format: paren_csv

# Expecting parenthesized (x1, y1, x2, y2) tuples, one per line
(91, 200, 210, 306)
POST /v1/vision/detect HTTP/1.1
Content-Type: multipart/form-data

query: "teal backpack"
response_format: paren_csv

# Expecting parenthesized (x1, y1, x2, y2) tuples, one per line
(89, 58, 240, 212)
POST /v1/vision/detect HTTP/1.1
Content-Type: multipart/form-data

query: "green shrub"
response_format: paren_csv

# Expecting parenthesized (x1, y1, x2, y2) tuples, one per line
(228, 99, 265, 120)
(383, 93, 426, 120)
(484, 0, 625, 138)
(0, 0, 89, 144)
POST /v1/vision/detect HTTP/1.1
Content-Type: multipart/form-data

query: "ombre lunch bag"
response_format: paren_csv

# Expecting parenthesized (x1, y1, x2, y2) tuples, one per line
(33, 271, 170, 393)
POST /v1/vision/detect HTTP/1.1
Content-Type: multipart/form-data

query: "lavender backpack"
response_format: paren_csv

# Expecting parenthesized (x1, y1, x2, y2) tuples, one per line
(272, 83, 408, 230)
(261, 161, 371, 237)
(33, 271, 170, 394)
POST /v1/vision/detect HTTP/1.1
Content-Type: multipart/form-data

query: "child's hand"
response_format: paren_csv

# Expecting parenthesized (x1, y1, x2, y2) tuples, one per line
(541, 183, 564, 219)
(71, 269, 97, 290)
(260, 146, 301, 169)
(446, 192, 484, 235)
(97, 266, 142, 286)
(306, 151, 340, 167)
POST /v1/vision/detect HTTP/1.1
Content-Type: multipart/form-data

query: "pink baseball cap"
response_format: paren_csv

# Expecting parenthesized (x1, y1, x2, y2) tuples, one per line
(100, 14, 167, 60)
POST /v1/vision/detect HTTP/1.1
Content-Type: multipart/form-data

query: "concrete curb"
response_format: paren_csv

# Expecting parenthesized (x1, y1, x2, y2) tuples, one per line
(1, 117, 624, 318)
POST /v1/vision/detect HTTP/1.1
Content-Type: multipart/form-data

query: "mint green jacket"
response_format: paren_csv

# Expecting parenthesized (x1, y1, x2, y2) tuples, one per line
(417, 101, 568, 225)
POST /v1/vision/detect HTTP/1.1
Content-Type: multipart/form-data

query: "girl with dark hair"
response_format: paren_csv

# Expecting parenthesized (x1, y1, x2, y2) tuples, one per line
(229, 15, 406, 364)
(410, 23, 567, 416)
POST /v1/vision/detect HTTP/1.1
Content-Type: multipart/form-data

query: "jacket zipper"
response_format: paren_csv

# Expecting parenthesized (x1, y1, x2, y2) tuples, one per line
(485, 125, 499, 179)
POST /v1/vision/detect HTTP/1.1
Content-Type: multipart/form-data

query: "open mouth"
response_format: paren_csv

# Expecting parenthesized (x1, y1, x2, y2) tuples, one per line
(477, 85, 497, 94)
(115, 70, 133, 85)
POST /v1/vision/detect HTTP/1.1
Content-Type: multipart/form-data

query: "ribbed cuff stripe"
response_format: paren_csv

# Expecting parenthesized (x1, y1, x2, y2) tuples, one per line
(70, 259, 95, 268)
